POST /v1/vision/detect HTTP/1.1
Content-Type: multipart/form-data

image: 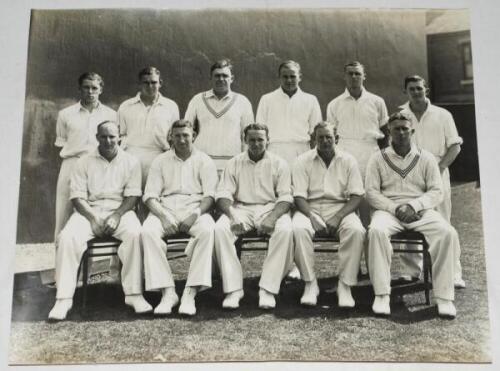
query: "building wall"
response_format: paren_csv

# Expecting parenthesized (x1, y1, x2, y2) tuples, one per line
(18, 9, 427, 243)
(427, 30, 478, 182)
(427, 30, 474, 104)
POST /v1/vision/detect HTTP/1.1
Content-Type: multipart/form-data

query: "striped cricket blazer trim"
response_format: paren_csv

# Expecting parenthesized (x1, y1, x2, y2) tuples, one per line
(202, 92, 238, 119)
(381, 147, 421, 179)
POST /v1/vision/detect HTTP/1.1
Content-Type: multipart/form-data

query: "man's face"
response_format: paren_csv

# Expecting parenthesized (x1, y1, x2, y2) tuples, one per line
(79, 78, 102, 105)
(171, 126, 195, 154)
(140, 73, 162, 99)
(405, 80, 427, 104)
(211, 67, 233, 96)
(279, 66, 301, 94)
(245, 129, 268, 159)
(96, 123, 119, 159)
(315, 126, 336, 154)
(344, 65, 366, 90)
(389, 119, 414, 147)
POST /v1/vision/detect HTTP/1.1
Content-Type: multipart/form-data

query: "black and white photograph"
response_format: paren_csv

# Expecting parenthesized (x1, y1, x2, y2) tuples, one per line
(1, 1, 499, 370)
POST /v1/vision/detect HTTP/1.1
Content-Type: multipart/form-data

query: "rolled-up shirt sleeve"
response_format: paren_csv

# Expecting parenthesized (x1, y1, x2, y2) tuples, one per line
(124, 158, 142, 197)
(143, 156, 163, 202)
(443, 111, 463, 148)
(377, 99, 389, 128)
(326, 100, 339, 127)
(200, 156, 218, 199)
(255, 96, 268, 126)
(69, 157, 88, 200)
(346, 157, 365, 197)
(55, 111, 67, 147)
(241, 96, 255, 129)
(365, 154, 399, 215)
(407, 154, 443, 213)
(216, 159, 238, 202)
(275, 160, 293, 204)
(308, 97, 322, 135)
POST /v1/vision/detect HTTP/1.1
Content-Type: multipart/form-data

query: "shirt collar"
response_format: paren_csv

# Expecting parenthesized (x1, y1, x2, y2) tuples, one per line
(400, 98, 435, 113)
(205, 89, 234, 101)
(78, 101, 101, 112)
(170, 147, 198, 162)
(341, 87, 366, 100)
(386, 143, 419, 160)
(313, 148, 345, 166)
(92, 146, 124, 162)
(277, 86, 303, 98)
(244, 150, 270, 164)
(133, 92, 168, 106)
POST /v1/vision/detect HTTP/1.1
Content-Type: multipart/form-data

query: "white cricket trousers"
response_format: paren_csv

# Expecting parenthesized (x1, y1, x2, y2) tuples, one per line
(293, 201, 365, 285)
(55, 209, 143, 299)
(399, 168, 462, 280)
(141, 213, 215, 290)
(54, 157, 79, 243)
(368, 209, 457, 301)
(214, 204, 294, 294)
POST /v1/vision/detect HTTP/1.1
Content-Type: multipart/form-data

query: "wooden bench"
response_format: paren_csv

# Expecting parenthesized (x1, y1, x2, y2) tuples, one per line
(235, 229, 432, 305)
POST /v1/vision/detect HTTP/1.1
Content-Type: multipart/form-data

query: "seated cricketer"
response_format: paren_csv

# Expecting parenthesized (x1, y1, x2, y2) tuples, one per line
(214, 123, 294, 310)
(141, 119, 218, 316)
(292, 121, 366, 307)
(365, 112, 458, 318)
(49, 121, 149, 320)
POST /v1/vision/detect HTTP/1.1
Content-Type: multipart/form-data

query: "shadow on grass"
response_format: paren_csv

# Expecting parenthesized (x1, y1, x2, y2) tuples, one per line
(11, 275, 439, 325)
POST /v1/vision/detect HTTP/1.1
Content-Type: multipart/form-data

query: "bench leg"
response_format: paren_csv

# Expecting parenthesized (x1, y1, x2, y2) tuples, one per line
(235, 237, 243, 260)
(423, 246, 431, 305)
(81, 251, 89, 315)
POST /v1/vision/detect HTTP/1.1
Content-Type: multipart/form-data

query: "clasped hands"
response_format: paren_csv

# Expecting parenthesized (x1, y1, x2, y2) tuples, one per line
(395, 204, 421, 223)
(310, 212, 341, 236)
(159, 210, 199, 235)
(230, 214, 277, 236)
(90, 212, 121, 237)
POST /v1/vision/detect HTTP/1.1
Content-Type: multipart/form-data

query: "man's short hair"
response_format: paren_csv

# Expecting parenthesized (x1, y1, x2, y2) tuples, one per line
(78, 72, 104, 88)
(312, 121, 337, 138)
(171, 119, 196, 132)
(210, 59, 233, 76)
(404, 75, 428, 89)
(96, 120, 118, 133)
(344, 61, 365, 73)
(138, 66, 162, 81)
(244, 123, 269, 140)
(387, 112, 414, 128)
(278, 60, 301, 76)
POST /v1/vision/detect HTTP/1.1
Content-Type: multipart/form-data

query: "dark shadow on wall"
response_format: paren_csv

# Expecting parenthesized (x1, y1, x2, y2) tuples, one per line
(18, 8, 428, 243)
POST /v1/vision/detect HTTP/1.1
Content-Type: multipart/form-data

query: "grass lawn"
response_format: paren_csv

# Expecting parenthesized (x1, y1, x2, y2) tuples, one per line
(8, 184, 490, 364)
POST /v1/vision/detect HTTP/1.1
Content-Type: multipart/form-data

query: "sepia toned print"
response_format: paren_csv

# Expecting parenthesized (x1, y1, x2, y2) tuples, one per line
(9, 7, 489, 365)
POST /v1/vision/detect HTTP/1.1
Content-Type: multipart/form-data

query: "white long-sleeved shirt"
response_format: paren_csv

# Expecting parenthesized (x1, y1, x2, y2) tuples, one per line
(365, 145, 443, 215)
(292, 149, 364, 202)
(55, 102, 116, 158)
(256, 87, 322, 143)
(117, 93, 179, 151)
(326, 88, 388, 142)
(143, 148, 218, 216)
(70, 148, 142, 211)
(216, 151, 293, 205)
(399, 99, 463, 161)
